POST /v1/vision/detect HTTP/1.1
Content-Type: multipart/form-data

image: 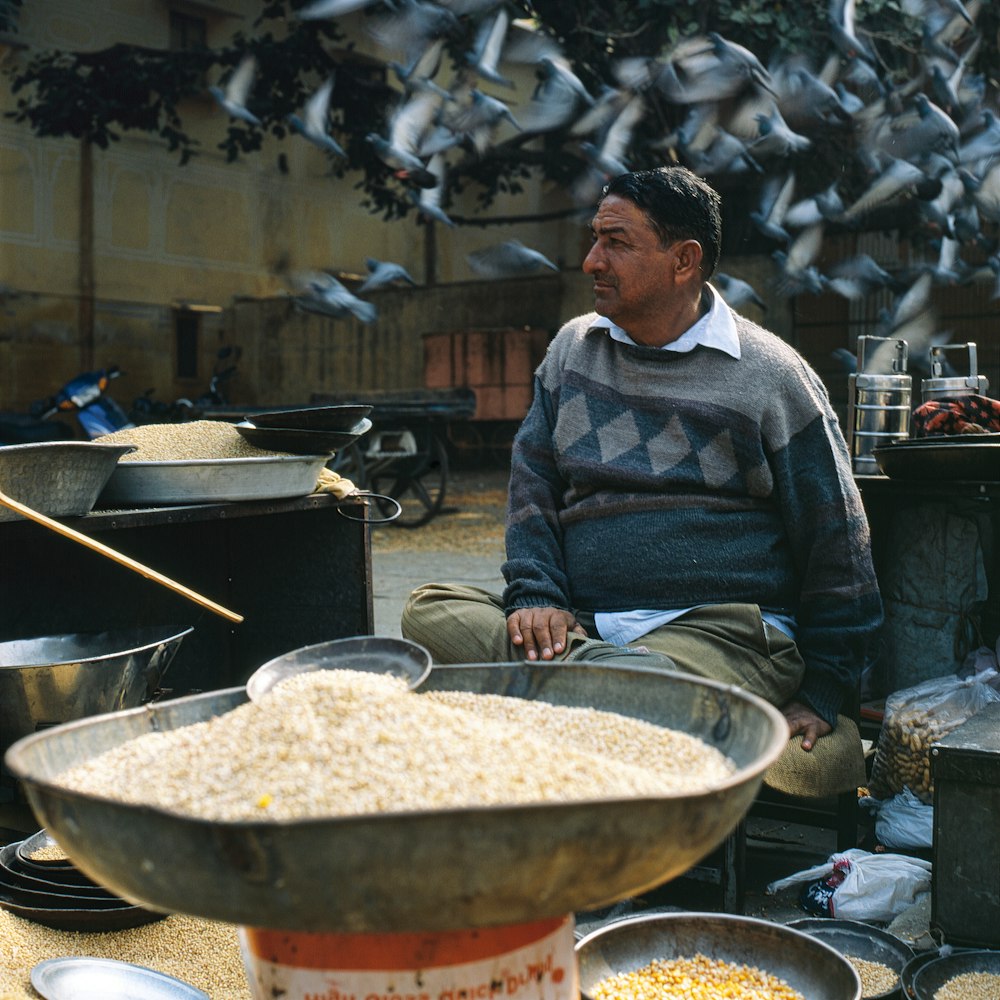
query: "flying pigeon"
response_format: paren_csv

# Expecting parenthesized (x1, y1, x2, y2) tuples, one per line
(358, 257, 418, 294)
(466, 241, 559, 279)
(715, 273, 766, 311)
(293, 272, 377, 325)
(209, 54, 261, 126)
(466, 7, 513, 88)
(288, 78, 346, 157)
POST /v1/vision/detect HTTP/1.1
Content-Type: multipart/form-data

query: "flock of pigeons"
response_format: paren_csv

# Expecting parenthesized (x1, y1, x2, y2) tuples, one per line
(209, 0, 1000, 367)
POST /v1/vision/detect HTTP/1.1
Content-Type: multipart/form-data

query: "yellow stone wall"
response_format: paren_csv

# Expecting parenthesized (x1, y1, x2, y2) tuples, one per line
(0, 0, 580, 414)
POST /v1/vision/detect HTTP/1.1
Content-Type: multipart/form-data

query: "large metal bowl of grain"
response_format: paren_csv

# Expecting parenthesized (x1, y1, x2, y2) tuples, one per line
(0, 441, 135, 523)
(576, 912, 861, 1000)
(4, 661, 788, 933)
(0, 625, 193, 770)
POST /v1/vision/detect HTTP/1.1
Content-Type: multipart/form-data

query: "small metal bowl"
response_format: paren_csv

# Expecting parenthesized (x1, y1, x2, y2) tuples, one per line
(577, 912, 861, 1000)
(911, 949, 1000, 1000)
(788, 918, 913, 998)
(245, 634, 432, 702)
(900, 949, 976, 999)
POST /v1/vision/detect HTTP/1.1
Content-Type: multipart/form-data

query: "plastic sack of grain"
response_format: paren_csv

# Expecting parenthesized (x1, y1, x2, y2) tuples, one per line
(868, 670, 1000, 804)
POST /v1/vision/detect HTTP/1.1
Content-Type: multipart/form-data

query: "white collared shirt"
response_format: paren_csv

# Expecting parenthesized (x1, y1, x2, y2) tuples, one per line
(589, 282, 796, 645)
(589, 282, 742, 359)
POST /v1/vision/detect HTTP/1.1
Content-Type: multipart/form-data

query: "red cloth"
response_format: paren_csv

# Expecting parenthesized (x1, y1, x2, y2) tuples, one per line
(911, 396, 1000, 437)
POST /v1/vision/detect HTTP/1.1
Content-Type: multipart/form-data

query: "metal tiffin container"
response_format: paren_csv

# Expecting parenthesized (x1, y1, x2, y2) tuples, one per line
(846, 335, 912, 476)
(920, 341, 990, 403)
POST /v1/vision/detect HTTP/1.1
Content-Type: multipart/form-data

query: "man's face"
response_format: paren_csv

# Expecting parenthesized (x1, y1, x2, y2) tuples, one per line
(582, 195, 680, 335)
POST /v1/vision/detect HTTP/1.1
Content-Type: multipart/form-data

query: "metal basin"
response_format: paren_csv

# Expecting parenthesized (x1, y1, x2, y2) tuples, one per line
(788, 918, 912, 998)
(576, 912, 861, 1000)
(911, 949, 1000, 999)
(0, 441, 135, 523)
(4, 661, 788, 933)
(0, 626, 193, 766)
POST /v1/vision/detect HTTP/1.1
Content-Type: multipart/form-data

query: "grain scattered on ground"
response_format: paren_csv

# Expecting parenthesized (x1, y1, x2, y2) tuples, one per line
(0, 911, 249, 1000)
(370, 467, 508, 555)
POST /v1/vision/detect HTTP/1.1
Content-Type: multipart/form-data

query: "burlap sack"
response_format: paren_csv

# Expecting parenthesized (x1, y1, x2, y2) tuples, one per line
(764, 714, 865, 798)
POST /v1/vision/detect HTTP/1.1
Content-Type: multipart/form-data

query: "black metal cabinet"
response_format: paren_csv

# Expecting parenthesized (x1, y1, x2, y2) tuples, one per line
(0, 495, 374, 695)
(932, 701, 1000, 947)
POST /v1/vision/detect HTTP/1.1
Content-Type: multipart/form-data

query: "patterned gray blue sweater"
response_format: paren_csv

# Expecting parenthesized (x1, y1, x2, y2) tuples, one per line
(502, 311, 883, 724)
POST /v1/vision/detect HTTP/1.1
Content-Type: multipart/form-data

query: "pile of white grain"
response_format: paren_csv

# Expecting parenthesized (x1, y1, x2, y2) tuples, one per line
(53, 670, 736, 822)
(97, 420, 284, 461)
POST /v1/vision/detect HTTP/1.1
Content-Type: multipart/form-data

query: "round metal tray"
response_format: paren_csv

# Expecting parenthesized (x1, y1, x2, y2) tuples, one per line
(32, 957, 207, 1000)
(5, 662, 788, 933)
(576, 912, 861, 1000)
(97, 453, 329, 505)
(873, 434, 1000, 481)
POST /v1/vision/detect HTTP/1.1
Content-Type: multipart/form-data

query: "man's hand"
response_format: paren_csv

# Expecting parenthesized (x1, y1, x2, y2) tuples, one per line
(782, 700, 832, 751)
(507, 607, 587, 661)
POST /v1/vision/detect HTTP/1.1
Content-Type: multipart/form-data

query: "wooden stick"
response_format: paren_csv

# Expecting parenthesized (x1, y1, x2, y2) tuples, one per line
(0, 489, 244, 623)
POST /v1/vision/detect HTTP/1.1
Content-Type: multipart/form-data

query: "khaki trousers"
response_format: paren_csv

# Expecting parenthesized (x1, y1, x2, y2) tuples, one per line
(401, 583, 804, 707)
(401, 582, 867, 797)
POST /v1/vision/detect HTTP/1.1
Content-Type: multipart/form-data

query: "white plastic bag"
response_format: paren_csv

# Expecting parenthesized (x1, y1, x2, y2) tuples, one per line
(860, 788, 934, 850)
(766, 848, 932, 922)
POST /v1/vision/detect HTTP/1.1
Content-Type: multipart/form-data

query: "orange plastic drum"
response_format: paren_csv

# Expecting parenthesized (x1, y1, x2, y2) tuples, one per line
(239, 915, 577, 1000)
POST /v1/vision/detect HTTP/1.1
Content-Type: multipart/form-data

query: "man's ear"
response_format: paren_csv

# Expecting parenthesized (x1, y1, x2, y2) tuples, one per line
(673, 239, 704, 281)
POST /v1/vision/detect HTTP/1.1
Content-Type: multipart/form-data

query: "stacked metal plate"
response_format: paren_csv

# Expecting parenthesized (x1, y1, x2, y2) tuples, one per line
(0, 829, 165, 931)
(234, 417, 372, 456)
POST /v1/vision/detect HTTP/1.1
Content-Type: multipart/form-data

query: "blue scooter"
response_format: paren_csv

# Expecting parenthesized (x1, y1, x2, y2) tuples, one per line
(0, 367, 134, 444)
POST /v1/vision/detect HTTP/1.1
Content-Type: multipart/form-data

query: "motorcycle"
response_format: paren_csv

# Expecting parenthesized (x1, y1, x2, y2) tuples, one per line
(127, 346, 242, 425)
(0, 367, 134, 445)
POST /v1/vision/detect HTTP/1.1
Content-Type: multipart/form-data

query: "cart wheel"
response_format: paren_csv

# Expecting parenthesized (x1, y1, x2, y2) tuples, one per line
(370, 435, 448, 528)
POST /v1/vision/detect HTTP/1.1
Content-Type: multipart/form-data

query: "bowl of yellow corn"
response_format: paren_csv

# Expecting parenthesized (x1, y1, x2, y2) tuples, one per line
(576, 911, 861, 1000)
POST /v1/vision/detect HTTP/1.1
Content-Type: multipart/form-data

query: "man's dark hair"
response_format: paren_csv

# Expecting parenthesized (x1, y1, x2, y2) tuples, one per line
(601, 167, 722, 279)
